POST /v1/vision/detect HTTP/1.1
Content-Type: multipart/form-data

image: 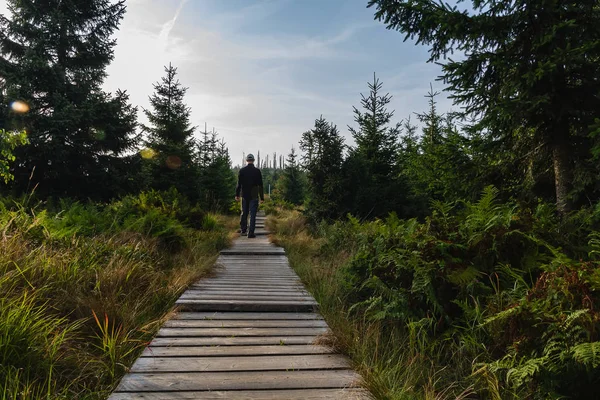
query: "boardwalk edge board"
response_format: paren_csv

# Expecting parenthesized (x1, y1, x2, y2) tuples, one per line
(108, 211, 371, 400)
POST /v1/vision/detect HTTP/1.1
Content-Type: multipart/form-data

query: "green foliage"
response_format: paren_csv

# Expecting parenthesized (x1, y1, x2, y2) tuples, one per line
(400, 89, 480, 212)
(346, 73, 405, 219)
(142, 64, 199, 201)
(276, 147, 306, 205)
(0, 193, 230, 397)
(196, 135, 237, 212)
(0, 289, 79, 398)
(369, 0, 600, 214)
(0, 129, 27, 183)
(275, 187, 600, 398)
(0, 0, 138, 200)
(300, 116, 346, 222)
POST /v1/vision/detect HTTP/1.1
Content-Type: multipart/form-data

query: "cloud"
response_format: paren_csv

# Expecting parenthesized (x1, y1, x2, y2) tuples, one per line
(157, 0, 188, 53)
(103, 1, 452, 166)
(0, 2, 10, 17)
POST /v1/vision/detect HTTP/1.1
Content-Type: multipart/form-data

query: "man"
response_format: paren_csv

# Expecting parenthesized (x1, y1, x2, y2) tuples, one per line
(235, 153, 264, 238)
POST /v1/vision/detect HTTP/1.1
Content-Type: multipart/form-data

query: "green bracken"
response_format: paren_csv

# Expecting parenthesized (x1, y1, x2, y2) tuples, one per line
(267, 188, 600, 399)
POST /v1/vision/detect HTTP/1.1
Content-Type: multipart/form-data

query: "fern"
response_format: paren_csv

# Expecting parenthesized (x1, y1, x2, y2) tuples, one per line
(447, 265, 482, 286)
(572, 342, 600, 368)
(482, 305, 521, 326)
(506, 356, 547, 388)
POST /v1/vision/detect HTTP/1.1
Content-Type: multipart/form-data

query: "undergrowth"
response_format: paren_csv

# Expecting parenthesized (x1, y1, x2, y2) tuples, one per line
(0, 189, 235, 399)
(267, 187, 600, 399)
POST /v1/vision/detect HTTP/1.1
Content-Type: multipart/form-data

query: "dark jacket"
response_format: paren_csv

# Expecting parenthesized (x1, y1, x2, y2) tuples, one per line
(235, 163, 264, 200)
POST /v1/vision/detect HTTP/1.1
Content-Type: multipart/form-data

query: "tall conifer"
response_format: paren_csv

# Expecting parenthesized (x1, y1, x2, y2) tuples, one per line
(346, 74, 403, 218)
(0, 0, 137, 199)
(369, 0, 600, 213)
(141, 63, 197, 199)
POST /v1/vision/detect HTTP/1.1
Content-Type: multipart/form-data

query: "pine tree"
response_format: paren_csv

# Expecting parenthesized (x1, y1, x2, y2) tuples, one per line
(346, 73, 403, 218)
(277, 147, 305, 205)
(407, 88, 477, 205)
(0, 0, 138, 199)
(300, 116, 345, 221)
(369, 0, 600, 214)
(196, 131, 235, 211)
(142, 63, 198, 200)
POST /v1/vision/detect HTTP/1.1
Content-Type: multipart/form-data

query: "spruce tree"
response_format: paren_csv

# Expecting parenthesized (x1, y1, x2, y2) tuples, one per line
(411, 87, 475, 203)
(196, 132, 236, 211)
(0, 0, 137, 199)
(300, 116, 345, 221)
(346, 73, 403, 218)
(142, 63, 198, 200)
(369, 0, 600, 214)
(278, 147, 305, 205)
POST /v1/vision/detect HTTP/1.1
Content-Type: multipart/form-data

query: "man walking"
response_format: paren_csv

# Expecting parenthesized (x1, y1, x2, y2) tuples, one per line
(235, 154, 264, 238)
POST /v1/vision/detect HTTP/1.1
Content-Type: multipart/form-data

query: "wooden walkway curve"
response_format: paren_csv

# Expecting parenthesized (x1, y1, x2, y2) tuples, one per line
(109, 212, 372, 399)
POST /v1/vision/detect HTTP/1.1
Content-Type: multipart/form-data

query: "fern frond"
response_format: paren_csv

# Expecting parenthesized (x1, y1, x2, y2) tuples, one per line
(571, 342, 600, 368)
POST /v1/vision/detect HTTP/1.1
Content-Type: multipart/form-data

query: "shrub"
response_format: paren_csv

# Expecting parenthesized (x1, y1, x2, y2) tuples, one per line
(274, 186, 600, 398)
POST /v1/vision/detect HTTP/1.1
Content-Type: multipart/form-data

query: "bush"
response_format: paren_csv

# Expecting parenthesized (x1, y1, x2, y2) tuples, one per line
(273, 186, 600, 399)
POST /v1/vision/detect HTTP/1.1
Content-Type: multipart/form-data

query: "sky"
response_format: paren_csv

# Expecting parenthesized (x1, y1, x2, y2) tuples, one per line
(1, 0, 455, 167)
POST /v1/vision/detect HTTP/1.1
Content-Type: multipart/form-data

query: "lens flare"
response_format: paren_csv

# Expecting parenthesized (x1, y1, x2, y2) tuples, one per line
(140, 148, 157, 159)
(11, 100, 30, 113)
(165, 155, 182, 169)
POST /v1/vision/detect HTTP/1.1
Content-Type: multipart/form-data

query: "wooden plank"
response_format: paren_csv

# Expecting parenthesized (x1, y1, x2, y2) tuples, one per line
(226, 246, 276, 249)
(180, 290, 314, 301)
(189, 284, 303, 289)
(114, 370, 362, 392)
(217, 267, 292, 271)
(149, 336, 320, 347)
(204, 279, 299, 283)
(164, 320, 327, 328)
(109, 388, 371, 399)
(208, 273, 297, 276)
(156, 327, 328, 337)
(178, 295, 316, 302)
(193, 280, 300, 284)
(188, 284, 303, 289)
(188, 287, 305, 292)
(173, 312, 323, 320)
(182, 290, 309, 297)
(175, 300, 317, 312)
(184, 285, 308, 294)
(216, 264, 288, 267)
(219, 252, 286, 256)
(191, 282, 303, 287)
(196, 279, 301, 283)
(195, 281, 302, 286)
(215, 268, 290, 271)
(217, 259, 288, 262)
(130, 354, 351, 372)
(220, 252, 286, 256)
(140, 345, 334, 358)
(189, 286, 305, 292)
(213, 274, 295, 277)
(219, 265, 291, 268)
(218, 259, 288, 262)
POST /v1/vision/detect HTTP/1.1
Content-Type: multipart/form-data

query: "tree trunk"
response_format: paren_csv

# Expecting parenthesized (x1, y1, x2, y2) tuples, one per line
(552, 142, 571, 215)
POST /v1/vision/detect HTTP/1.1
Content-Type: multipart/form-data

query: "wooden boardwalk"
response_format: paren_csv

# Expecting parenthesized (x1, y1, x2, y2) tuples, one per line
(109, 212, 371, 399)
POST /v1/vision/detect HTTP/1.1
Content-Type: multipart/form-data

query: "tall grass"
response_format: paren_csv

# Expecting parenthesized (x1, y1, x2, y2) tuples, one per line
(0, 190, 235, 399)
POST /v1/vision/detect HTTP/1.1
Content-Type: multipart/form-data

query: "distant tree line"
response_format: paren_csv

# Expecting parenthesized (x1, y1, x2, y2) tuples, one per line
(0, 0, 235, 210)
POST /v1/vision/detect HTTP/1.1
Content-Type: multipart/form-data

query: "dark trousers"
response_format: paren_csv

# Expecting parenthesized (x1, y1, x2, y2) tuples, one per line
(240, 198, 259, 233)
